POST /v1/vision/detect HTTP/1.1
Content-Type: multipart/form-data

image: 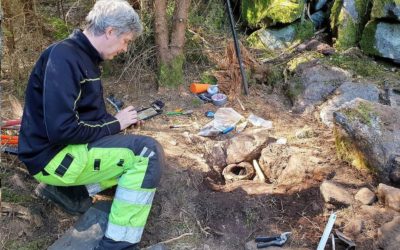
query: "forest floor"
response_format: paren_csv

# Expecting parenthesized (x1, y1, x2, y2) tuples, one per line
(1, 69, 389, 250)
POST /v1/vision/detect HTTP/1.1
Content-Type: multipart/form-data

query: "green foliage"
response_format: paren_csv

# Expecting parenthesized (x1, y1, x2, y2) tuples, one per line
(330, 0, 343, 31)
(200, 73, 218, 85)
(324, 53, 386, 77)
(189, 1, 227, 34)
(360, 21, 380, 56)
(158, 55, 185, 87)
(47, 17, 72, 40)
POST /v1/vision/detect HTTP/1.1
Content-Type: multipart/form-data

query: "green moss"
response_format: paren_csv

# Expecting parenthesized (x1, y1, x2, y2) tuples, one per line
(241, 0, 273, 27)
(158, 55, 185, 87)
(47, 17, 72, 40)
(3, 188, 34, 203)
(360, 21, 380, 56)
(331, 0, 371, 50)
(330, 0, 343, 31)
(294, 20, 315, 41)
(324, 53, 386, 77)
(371, 0, 400, 18)
(335, 14, 359, 50)
(287, 52, 322, 72)
(267, 65, 284, 86)
(334, 127, 372, 171)
(342, 101, 376, 125)
(266, 0, 304, 24)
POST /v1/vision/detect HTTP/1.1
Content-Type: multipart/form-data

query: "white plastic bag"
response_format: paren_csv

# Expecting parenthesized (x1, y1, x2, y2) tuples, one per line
(198, 108, 244, 137)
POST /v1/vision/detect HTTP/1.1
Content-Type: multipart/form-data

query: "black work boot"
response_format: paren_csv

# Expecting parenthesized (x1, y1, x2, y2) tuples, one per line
(94, 236, 138, 250)
(35, 183, 92, 215)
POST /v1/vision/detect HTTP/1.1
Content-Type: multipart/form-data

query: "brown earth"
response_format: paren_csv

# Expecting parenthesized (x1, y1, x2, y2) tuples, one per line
(0, 79, 387, 250)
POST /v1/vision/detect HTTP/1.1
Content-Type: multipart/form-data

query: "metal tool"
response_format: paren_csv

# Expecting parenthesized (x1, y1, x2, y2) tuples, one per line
(255, 232, 291, 248)
(317, 212, 337, 250)
(225, 0, 249, 95)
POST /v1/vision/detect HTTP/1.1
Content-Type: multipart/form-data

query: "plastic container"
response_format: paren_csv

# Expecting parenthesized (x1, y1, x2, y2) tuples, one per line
(211, 93, 227, 106)
(207, 85, 218, 95)
(190, 83, 210, 94)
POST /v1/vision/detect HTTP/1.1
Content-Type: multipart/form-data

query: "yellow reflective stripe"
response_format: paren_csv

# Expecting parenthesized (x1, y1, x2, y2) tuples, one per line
(80, 78, 100, 84)
(78, 119, 118, 127)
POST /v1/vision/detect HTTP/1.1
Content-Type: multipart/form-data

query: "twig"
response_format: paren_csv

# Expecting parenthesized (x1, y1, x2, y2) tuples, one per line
(187, 28, 211, 47)
(236, 97, 245, 111)
(151, 232, 193, 246)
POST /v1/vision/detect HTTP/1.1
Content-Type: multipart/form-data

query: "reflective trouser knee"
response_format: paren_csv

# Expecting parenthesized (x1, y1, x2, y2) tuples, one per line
(34, 134, 165, 244)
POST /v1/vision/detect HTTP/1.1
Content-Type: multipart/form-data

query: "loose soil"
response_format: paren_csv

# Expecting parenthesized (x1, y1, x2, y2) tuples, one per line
(0, 79, 386, 250)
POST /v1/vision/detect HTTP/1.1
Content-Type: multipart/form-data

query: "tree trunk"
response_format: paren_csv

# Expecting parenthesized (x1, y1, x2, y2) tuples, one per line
(154, 0, 191, 87)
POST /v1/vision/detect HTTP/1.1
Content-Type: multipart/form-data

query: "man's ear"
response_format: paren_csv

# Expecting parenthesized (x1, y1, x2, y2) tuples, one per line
(105, 27, 113, 39)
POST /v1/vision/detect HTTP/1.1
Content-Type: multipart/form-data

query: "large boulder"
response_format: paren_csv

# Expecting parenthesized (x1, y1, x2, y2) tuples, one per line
(330, 0, 371, 50)
(360, 21, 400, 62)
(226, 128, 276, 164)
(371, 0, 400, 20)
(334, 98, 400, 182)
(241, 0, 304, 27)
(375, 216, 400, 250)
(259, 144, 328, 186)
(319, 82, 380, 127)
(247, 25, 297, 52)
(289, 63, 352, 113)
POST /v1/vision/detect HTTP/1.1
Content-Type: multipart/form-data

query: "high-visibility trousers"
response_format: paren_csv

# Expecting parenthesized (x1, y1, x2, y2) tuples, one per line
(34, 134, 164, 244)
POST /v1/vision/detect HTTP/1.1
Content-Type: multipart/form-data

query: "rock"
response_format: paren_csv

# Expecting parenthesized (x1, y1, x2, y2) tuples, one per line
(241, 0, 304, 27)
(222, 162, 255, 183)
(371, 0, 400, 21)
(334, 99, 400, 181)
(377, 183, 400, 212)
(320, 180, 353, 206)
(359, 205, 399, 223)
(389, 156, 400, 184)
(290, 64, 351, 113)
(319, 82, 380, 127)
(360, 21, 400, 62)
(226, 128, 276, 164)
(247, 25, 297, 51)
(375, 216, 400, 250)
(355, 187, 376, 205)
(330, 0, 370, 50)
(310, 11, 327, 29)
(343, 219, 363, 236)
(259, 145, 327, 186)
(206, 141, 227, 170)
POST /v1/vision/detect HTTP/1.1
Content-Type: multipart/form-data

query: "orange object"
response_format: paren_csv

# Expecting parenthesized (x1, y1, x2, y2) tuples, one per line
(190, 83, 210, 94)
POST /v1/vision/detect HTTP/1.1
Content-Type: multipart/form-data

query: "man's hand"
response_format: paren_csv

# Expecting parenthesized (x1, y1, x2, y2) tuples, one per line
(115, 106, 138, 130)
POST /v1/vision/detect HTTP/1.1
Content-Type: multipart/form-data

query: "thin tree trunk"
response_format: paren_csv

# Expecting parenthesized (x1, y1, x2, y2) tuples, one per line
(170, 0, 190, 57)
(154, 0, 170, 63)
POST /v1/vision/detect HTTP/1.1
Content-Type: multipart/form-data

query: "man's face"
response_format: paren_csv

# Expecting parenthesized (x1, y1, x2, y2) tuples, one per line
(101, 28, 134, 60)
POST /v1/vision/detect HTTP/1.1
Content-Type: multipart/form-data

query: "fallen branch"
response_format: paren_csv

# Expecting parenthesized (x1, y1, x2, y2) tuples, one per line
(253, 159, 266, 183)
(154, 232, 193, 246)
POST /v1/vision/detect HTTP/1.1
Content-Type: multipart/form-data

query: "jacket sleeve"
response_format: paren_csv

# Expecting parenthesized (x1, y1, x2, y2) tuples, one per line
(43, 45, 120, 145)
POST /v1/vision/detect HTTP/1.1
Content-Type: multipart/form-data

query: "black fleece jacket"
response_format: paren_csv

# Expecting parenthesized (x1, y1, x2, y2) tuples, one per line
(18, 29, 121, 176)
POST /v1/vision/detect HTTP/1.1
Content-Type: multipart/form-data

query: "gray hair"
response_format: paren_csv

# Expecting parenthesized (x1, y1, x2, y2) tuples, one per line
(85, 0, 142, 36)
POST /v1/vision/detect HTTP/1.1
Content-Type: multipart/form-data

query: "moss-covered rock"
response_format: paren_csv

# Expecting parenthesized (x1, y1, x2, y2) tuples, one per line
(360, 20, 380, 56)
(330, 0, 371, 50)
(333, 98, 400, 182)
(241, 0, 273, 27)
(371, 0, 400, 20)
(360, 20, 400, 61)
(241, 0, 304, 27)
